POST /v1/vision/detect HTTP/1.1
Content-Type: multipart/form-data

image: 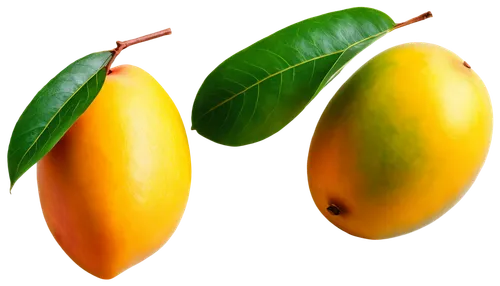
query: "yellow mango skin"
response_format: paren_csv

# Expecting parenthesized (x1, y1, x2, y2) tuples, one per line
(37, 65, 191, 279)
(308, 43, 493, 240)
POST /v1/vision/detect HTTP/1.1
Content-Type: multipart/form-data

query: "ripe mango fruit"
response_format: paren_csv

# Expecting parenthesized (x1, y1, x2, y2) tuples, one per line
(308, 43, 493, 239)
(37, 65, 191, 278)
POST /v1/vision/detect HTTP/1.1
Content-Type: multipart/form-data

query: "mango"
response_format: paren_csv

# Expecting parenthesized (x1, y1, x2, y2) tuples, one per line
(307, 43, 493, 239)
(37, 65, 191, 278)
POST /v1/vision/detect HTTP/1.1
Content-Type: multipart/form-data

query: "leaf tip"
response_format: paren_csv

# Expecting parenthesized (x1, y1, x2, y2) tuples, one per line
(7, 184, 16, 196)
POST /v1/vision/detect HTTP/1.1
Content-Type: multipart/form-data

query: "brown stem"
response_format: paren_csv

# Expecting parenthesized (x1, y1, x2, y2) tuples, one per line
(106, 28, 172, 74)
(394, 11, 433, 30)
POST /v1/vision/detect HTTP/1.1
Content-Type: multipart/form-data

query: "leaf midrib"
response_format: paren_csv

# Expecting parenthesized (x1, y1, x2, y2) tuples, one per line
(197, 28, 391, 121)
(14, 55, 111, 174)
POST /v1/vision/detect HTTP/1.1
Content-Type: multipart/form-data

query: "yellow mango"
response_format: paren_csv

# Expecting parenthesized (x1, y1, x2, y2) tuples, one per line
(308, 43, 493, 239)
(37, 65, 191, 278)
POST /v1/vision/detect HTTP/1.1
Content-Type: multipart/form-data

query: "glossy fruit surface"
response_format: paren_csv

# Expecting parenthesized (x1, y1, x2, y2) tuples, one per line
(308, 43, 493, 239)
(37, 65, 191, 278)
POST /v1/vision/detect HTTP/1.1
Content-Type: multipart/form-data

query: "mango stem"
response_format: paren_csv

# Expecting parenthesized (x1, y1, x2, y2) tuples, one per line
(394, 11, 433, 30)
(106, 28, 172, 74)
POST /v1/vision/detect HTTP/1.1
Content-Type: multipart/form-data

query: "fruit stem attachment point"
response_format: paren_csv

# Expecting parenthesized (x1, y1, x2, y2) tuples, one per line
(463, 61, 471, 69)
(394, 11, 433, 30)
(106, 28, 172, 74)
(327, 204, 341, 216)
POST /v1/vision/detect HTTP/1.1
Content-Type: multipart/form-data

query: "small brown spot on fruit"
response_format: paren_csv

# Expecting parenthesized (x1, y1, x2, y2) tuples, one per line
(463, 61, 471, 69)
(327, 204, 341, 216)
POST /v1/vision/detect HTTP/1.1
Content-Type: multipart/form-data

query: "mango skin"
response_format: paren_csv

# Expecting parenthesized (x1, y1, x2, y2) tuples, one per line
(308, 43, 493, 240)
(37, 65, 191, 278)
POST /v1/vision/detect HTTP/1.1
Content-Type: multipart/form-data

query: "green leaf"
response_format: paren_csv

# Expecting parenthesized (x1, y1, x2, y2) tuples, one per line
(7, 51, 112, 190)
(191, 7, 398, 146)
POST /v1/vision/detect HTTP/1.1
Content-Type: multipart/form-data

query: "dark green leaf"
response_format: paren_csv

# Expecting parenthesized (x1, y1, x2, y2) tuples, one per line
(191, 7, 396, 146)
(8, 51, 112, 189)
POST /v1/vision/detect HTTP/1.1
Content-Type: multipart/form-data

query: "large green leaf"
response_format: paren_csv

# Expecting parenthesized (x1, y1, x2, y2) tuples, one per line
(8, 51, 112, 190)
(192, 7, 400, 146)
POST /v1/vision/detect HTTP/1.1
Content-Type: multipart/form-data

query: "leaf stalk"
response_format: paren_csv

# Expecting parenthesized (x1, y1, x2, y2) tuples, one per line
(394, 11, 433, 30)
(106, 28, 172, 74)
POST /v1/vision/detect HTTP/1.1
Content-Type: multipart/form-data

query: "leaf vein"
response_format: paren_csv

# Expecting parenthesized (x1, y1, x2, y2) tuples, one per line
(219, 99, 233, 130)
(239, 84, 260, 135)
(243, 61, 271, 76)
(228, 67, 260, 81)
(228, 92, 246, 134)
(263, 72, 283, 126)
(256, 48, 292, 66)
(309, 59, 316, 84)
(223, 77, 248, 89)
